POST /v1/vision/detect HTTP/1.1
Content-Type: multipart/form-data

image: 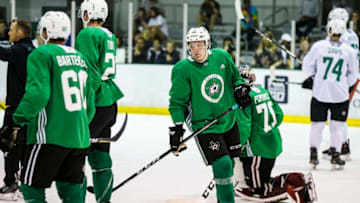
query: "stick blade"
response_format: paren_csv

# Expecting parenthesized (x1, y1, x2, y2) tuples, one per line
(110, 113, 128, 142)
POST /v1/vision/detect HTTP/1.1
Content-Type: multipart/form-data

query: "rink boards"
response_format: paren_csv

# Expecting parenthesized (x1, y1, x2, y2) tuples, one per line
(1, 62, 360, 126)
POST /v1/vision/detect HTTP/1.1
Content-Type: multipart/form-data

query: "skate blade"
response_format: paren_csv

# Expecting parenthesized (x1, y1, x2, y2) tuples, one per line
(331, 164, 344, 170)
(340, 154, 351, 161)
(309, 162, 318, 170)
(0, 193, 18, 201)
(322, 154, 331, 160)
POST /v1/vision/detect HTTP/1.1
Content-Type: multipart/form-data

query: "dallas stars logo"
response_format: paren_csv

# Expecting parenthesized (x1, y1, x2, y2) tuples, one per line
(201, 74, 224, 103)
(209, 141, 220, 151)
(207, 79, 220, 96)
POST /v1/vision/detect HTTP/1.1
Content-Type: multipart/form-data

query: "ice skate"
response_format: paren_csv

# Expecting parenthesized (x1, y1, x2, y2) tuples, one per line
(234, 180, 248, 197)
(329, 148, 345, 170)
(321, 148, 333, 160)
(309, 147, 319, 169)
(340, 139, 351, 161)
(0, 182, 21, 201)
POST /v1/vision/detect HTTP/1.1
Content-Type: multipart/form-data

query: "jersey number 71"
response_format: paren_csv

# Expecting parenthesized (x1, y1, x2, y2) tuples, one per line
(256, 101, 277, 133)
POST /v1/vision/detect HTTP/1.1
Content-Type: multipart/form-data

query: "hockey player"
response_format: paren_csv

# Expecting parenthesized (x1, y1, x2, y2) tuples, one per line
(302, 18, 358, 169)
(233, 64, 283, 200)
(76, 0, 124, 202)
(0, 19, 34, 200)
(322, 7, 359, 160)
(12, 11, 95, 202)
(234, 65, 318, 203)
(168, 27, 251, 203)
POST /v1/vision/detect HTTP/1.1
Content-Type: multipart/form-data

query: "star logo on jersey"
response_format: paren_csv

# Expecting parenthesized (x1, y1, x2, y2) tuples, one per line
(220, 64, 225, 69)
(209, 141, 220, 151)
(201, 74, 224, 103)
(207, 79, 220, 96)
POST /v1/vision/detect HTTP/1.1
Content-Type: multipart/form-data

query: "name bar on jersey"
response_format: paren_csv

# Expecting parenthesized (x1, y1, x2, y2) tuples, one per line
(56, 55, 87, 68)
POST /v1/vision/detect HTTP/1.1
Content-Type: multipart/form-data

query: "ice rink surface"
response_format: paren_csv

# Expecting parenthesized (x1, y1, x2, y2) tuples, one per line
(0, 112, 359, 203)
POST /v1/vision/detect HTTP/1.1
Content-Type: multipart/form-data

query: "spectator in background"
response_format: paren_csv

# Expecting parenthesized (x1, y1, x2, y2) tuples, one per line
(140, 0, 164, 16)
(296, 0, 319, 38)
(147, 38, 163, 63)
(237, 0, 258, 42)
(158, 40, 180, 64)
(279, 33, 292, 69)
(296, 37, 310, 69)
(143, 7, 168, 41)
(133, 36, 148, 63)
(142, 28, 153, 51)
(351, 11, 360, 38)
(252, 30, 282, 68)
(133, 7, 147, 37)
(197, 0, 222, 32)
(223, 36, 236, 62)
(0, 20, 9, 42)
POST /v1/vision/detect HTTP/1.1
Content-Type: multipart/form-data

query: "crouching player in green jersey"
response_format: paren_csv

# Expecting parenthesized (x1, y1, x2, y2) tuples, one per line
(12, 11, 95, 202)
(168, 27, 251, 203)
(76, 0, 124, 202)
(234, 65, 317, 203)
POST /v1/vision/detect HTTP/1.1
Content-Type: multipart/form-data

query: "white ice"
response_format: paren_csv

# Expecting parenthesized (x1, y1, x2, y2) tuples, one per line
(0, 112, 359, 203)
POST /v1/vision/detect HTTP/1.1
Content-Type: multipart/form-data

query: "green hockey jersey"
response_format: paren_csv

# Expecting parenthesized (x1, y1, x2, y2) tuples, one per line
(13, 44, 95, 149)
(169, 48, 246, 134)
(75, 26, 123, 106)
(236, 86, 283, 159)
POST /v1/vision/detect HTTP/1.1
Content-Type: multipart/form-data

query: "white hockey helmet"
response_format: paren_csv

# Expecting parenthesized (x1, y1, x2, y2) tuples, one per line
(328, 7, 349, 23)
(327, 18, 346, 36)
(238, 64, 256, 86)
(39, 11, 71, 43)
(186, 27, 211, 50)
(81, 0, 108, 24)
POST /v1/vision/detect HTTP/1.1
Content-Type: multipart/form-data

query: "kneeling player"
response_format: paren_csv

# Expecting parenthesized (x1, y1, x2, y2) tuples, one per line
(233, 65, 317, 203)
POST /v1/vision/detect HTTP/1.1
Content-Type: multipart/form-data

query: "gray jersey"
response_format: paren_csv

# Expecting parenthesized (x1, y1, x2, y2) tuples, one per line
(303, 39, 358, 103)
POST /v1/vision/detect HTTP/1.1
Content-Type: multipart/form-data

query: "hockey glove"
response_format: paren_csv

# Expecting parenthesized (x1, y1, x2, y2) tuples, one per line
(302, 77, 313, 90)
(0, 125, 20, 152)
(234, 84, 251, 109)
(169, 124, 187, 156)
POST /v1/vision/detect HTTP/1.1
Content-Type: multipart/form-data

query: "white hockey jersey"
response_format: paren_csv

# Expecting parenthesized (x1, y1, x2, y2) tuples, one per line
(303, 40, 358, 103)
(341, 29, 359, 50)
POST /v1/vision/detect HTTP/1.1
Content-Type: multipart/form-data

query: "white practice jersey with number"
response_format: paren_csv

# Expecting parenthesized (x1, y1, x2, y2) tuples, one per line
(303, 39, 358, 103)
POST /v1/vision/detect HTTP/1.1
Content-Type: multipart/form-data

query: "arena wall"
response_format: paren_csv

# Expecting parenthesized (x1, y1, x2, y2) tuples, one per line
(1, 63, 359, 126)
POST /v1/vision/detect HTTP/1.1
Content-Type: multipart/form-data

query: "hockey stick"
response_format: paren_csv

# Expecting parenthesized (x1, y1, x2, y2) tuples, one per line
(349, 79, 360, 101)
(201, 147, 246, 199)
(271, 80, 302, 86)
(251, 28, 303, 64)
(202, 179, 216, 198)
(90, 113, 128, 143)
(87, 104, 240, 194)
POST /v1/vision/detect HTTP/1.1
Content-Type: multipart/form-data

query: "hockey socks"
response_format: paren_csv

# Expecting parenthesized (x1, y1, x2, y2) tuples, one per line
(56, 181, 85, 203)
(21, 182, 86, 203)
(88, 150, 113, 203)
(212, 155, 235, 203)
(20, 184, 46, 203)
